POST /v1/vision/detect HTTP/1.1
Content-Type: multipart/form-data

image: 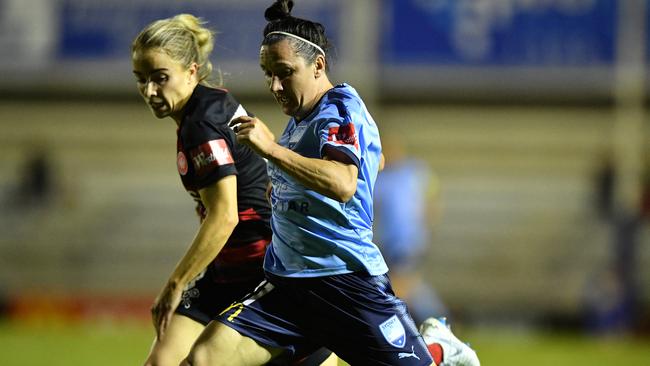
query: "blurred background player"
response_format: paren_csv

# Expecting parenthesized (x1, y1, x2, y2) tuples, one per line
(374, 133, 448, 325)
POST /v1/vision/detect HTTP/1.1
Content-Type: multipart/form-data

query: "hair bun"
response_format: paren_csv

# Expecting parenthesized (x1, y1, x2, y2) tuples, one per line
(264, 0, 293, 22)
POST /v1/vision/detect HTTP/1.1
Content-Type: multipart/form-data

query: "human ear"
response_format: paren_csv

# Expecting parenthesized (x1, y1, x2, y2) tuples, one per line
(314, 55, 326, 78)
(188, 62, 199, 83)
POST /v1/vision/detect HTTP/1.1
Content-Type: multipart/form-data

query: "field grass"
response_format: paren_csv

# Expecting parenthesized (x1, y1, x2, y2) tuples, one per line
(1, 320, 649, 366)
(0, 320, 153, 366)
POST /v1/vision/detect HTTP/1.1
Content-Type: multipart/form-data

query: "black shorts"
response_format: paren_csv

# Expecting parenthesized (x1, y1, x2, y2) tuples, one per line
(174, 265, 264, 325)
(216, 271, 433, 366)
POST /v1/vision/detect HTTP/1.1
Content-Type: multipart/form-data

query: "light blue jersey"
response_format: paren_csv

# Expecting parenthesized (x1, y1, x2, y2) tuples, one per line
(264, 83, 388, 277)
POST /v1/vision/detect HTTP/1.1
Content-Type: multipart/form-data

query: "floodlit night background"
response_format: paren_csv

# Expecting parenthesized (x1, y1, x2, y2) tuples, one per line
(0, 1, 649, 365)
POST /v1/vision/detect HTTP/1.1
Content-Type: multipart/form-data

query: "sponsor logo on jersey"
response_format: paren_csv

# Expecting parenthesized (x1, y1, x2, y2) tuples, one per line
(273, 199, 310, 214)
(379, 315, 407, 348)
(190, 139, 234, 175)
(177, 151, 189, 175)
(327, 123, 359, 150)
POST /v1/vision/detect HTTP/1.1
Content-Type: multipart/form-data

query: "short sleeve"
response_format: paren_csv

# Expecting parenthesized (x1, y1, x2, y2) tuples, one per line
(318, 117, 361, 168)
(183, 120, 238, 189)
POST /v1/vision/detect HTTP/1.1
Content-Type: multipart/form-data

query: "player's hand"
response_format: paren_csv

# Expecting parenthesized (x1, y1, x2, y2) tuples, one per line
(229, 116, 275, 157)
(151, 282, 183, 340)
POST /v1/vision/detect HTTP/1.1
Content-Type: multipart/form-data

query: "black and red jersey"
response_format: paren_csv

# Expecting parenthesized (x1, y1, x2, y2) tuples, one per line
(176, 84, 271, 283)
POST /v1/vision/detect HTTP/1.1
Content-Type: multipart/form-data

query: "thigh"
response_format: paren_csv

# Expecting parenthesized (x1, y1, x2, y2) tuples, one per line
(217, 272, 431, 365)
(144, 314, 205, 366)
(186, 320, 276, 366)
(215, 278, 323, 362)
(296, 273, 434, 366)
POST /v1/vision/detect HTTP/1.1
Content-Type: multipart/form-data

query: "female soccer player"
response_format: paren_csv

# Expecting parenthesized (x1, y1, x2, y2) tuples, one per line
(131, 14, 333, 366)
(181, 2, 478, 365)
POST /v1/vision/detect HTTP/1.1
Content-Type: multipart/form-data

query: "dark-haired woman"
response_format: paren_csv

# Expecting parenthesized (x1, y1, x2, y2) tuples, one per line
(183, 1, 479, 365)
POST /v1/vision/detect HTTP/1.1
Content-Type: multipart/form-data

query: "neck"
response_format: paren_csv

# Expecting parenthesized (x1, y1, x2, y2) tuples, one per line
(172, 83, 199, 126)
(296, 80, 334, 122)
(171, 106, 186, 126)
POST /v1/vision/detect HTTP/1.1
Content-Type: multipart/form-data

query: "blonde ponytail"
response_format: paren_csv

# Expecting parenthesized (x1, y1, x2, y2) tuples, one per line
(132, 13, 220, 85)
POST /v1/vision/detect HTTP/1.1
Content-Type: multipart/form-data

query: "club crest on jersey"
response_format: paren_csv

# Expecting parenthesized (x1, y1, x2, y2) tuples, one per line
(190, 139, 234, 175)
(379, 315, 406, 348)
(177, 151, 189, 175)
(328, 123, 359, 150)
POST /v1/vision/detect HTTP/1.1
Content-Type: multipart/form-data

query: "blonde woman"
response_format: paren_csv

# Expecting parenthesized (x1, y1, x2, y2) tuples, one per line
(132, 14, 333, 366)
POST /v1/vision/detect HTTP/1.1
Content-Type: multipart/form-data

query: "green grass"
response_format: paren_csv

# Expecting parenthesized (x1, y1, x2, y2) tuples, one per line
(0, 320, 153, 366)
(465, 327, 650, 366)
(1, 321, 649, 366)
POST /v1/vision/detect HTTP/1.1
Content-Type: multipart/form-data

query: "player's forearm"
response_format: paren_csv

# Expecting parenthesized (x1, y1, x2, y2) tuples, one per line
(267, 144, 357, 202)
(167, 212, 238, 289)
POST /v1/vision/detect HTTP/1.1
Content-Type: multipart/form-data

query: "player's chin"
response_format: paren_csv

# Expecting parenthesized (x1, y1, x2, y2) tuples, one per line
(279, 103, 298, 117)
(280, 106, 292, 117)
(150, 106, 171, 119)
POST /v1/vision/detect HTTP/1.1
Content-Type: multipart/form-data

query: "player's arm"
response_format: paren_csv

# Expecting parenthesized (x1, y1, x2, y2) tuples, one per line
(268, 144, 357, 202)
(152, 175, 238, 338)
(168, 175, 238, 287)
(231, 116, 358, 202)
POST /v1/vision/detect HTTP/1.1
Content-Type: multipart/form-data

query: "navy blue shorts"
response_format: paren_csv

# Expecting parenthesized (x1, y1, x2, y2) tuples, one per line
(216, 271, 433, 366)
(175, 266, 332, 366)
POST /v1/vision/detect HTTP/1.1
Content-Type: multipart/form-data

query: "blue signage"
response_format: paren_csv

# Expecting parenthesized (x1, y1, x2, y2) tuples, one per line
(382, 0, 618, 66)
(57, 1, 339, 62)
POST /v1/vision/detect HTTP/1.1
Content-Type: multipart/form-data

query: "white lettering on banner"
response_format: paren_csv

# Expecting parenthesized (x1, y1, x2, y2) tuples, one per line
(413, 0, 598, 61)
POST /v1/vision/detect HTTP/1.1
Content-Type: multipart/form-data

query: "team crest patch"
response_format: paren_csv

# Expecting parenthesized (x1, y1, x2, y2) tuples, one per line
(379, 315, 406, 348)
(177, 151, 188, 175)
(181, 288, 200, 309)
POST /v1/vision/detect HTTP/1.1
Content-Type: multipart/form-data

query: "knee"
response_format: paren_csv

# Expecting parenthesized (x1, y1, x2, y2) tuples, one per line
(143, 355, 166, 366)
(144, 354, 173, 366)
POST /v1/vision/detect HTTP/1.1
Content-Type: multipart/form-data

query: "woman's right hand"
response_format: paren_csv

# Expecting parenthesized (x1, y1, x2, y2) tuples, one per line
(229, 116, 276, 158)
(151, 281, 183, 340)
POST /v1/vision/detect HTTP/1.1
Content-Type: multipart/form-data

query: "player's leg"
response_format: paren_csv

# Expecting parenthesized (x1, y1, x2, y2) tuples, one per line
(182, 324, 338, 366)
(143, 314, 205, 366)
(184, 278, 330, 366)
(182, 320, 279, 366)
(282, 347, 337, 366)
(145, 266, 252, 366)
(268, 272, 433, 365)
(419, 317, 480, 366)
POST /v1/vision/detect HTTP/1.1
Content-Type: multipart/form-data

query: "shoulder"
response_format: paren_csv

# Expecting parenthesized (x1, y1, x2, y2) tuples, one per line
(317, 84, 365, 122)
(186, 85, 244, 125)
(181, 86, 245, 140)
